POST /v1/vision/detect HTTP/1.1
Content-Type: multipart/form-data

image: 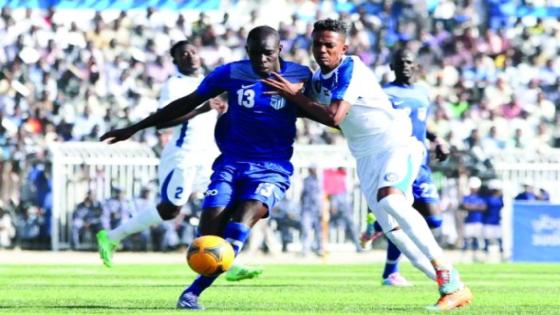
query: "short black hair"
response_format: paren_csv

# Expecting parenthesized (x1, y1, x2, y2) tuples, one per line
(392, 48, 413, 60)
(312, 18, 348, 37)
(170, 40, 189, 58)
(247, 25, 279, 44)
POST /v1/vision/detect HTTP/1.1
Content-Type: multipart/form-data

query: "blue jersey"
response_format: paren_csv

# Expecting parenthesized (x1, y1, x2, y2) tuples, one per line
(462, 194, 486, 224)
(196, 60, 311, 161)
(383, 82, 431, 151)
(196, 59, 311, 212)
(384, 82, 436, 203)
(484, 195, 503, 225)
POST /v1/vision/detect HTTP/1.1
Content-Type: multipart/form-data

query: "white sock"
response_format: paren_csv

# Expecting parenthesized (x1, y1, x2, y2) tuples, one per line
(378, 194, 444, 262)
(108, 207, 163, 242)
(385, 228, 437, 280)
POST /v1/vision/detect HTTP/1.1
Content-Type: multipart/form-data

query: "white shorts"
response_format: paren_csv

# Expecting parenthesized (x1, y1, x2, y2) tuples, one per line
(158, 149, 214, 207)
(464, 222, 483, 238)
(482, 224, 502, 239)
(357, 138, 424, 231)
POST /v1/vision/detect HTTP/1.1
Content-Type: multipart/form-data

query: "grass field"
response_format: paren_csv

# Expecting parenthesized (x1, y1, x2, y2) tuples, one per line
(1, 263, 560, 314)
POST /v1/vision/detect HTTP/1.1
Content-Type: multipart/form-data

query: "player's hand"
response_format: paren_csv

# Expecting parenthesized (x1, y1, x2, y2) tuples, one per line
(99, 127, 137, 144)
(434, 140, 449, 162)
(262, 72, 304, 97)
(209, 97, 228, 114)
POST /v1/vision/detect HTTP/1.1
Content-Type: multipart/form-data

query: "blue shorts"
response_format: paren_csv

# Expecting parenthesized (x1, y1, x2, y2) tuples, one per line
(202, 156, 293, 215)
(412, 164, 439, 204)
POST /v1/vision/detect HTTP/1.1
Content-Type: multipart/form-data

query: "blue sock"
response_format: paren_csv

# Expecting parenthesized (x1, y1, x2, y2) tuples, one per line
(383, 240, 402, 278)
(424, 215, 443, 229)
(183, 222, 251, 297)
(498, 238, 503, 253)
(471, 238, 479, 251)
(484, 239, 490, 252)
(184, 275, 218, 297)
(373, 221, 383, 233)
(223, 221, 251, 255)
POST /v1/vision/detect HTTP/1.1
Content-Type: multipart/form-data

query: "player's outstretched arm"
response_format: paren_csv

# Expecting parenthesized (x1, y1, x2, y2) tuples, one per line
(262, 72, 348, 128)
(100, 92, 208, 144)
(155, 97, 226, 130)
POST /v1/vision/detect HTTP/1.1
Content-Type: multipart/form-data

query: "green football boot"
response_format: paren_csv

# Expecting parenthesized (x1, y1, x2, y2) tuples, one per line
(225, 265, 263, 281)
(96, 230, 119, 268)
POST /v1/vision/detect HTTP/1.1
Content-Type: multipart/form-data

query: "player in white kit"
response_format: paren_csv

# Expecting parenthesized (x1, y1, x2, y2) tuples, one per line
(97, 40, 221, 267)
(263, 19, 472, 311)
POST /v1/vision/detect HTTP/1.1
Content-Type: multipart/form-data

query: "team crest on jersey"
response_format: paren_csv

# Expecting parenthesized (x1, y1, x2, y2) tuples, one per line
(270, 95, 286, 110)
(384, 173, 399, 183)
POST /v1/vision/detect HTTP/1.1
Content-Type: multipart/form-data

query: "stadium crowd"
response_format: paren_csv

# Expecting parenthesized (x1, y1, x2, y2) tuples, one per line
(0, 0, 559, 251)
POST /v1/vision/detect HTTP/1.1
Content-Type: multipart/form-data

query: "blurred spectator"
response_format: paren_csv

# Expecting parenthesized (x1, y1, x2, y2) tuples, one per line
(300, 166, 323, 256)
(326, 167, 362, 253)
(271, 197, 300, 253)
(247, 219, 282, 256)
(71, 190, 103, 249)
(514, 182, 539, 201)
(16, 203, 45, 248)
(0, 1, 559, 251)
(0, 207, 15, 248)
(538, 188, 550, 201)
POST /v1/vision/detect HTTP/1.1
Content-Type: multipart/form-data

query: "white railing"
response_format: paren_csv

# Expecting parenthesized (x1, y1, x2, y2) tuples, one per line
(49, 142, 560, 252)
(49, 142, 159, 250)
(493, 149, 560, 258)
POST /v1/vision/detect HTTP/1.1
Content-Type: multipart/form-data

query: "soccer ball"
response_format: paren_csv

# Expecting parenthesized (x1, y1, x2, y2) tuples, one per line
(187, 235, 235, 277)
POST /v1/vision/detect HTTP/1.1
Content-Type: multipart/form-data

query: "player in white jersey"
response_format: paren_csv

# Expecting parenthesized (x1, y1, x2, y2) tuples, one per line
(96, 40, 221, 267)
(156, 47, 219, 210)
(263, 19, 472, 311)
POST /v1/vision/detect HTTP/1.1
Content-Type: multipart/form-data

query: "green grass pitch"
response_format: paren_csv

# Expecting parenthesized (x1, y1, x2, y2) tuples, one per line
(1, 263, 559, 314)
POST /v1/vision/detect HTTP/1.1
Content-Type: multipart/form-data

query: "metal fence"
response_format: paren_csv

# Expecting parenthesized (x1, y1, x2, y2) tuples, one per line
(48, 142, 159, 250)
(49, 142, 560, 253)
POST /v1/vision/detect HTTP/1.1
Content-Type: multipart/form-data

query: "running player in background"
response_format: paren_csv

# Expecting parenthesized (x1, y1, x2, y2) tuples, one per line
(359, 49, 450, 286)
(263, 18, 472, 311)
(96, 40, 224, 267)
(100, 26, 311, 310)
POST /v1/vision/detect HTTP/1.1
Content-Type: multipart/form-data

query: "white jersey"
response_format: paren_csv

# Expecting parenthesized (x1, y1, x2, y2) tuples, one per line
(159, 70, 218, 162)
(307, 55, 412, 159)
(157, 70, 219, 206)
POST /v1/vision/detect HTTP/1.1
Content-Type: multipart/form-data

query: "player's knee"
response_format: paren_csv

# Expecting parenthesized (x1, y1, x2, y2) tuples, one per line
(424, 215, 443, 229)
(377, 193, 408, 215)
(157, 203, 181, 220)
(377, 186, 401, 202)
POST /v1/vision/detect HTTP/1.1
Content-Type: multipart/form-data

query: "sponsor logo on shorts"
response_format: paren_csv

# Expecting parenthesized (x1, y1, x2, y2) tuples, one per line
(384, 173, 399, 183)
(204, 189, 218, 196)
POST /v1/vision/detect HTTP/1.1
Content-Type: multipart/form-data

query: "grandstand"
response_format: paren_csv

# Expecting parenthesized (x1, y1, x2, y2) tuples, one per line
(0, 0, 559, 261)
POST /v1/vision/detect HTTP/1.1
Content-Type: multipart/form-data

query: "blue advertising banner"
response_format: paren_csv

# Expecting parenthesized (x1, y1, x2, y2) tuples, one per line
(0, 0, 221, 10)
(513, 202, 560, 262)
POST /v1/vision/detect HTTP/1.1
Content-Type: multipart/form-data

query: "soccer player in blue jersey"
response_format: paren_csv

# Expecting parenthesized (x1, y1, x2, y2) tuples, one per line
(359, 49, 450, 286)
(263, 18, 472, 311)
(100, 26, 311, 310)
(483, 179, 504, 261)
(461, 177, 486, 261)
